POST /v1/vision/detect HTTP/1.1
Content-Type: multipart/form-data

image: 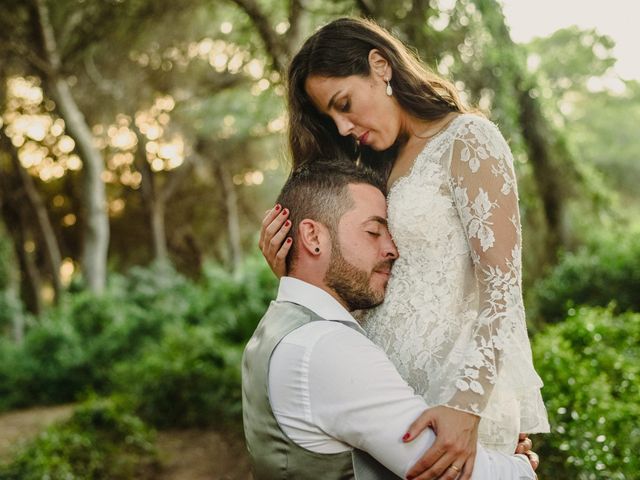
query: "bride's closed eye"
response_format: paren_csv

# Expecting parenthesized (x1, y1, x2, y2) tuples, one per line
(339, 100, 350, 112)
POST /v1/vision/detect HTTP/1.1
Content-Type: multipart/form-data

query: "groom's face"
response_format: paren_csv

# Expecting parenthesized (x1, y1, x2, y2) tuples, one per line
(324, 183, 398, 311)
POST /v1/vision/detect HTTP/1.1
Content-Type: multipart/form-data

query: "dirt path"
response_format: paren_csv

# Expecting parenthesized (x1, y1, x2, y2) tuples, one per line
(0, 404, 75, 462)
(0, 405, 252, 479)
(156, 429, 252, 480)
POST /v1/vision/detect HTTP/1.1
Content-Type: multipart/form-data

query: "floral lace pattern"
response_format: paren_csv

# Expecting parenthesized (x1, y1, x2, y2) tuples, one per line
(362, 114, 549, 453)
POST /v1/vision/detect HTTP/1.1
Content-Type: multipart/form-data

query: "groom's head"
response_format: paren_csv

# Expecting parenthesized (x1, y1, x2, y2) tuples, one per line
(276, 160, 398, 311)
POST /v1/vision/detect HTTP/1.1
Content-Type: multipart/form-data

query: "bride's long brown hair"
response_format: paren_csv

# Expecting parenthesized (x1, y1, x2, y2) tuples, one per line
(287, 17, 470, 178)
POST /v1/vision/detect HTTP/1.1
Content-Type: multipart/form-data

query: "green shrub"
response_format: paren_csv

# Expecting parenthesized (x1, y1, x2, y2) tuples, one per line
(112, 323, 243, 428)
(0, 255, 274, 416)
(184, 256, 278, 343)
(532, 307, 640, 479)
(0, 398, 157, 480)
(528, 229, 640, 325)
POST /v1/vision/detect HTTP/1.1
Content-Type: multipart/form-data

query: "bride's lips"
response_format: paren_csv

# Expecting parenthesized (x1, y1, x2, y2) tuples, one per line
(358, 131, 370, 145)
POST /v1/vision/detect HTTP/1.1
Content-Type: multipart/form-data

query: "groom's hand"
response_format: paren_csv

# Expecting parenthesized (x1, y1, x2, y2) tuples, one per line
(403, 406, 480, 480)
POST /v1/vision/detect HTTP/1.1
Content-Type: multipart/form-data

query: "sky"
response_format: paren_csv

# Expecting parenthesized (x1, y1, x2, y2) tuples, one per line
(501, 0, 640, 80)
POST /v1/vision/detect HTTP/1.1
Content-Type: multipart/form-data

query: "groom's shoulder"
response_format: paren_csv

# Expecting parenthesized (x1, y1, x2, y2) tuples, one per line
(280, 318, 349, 348)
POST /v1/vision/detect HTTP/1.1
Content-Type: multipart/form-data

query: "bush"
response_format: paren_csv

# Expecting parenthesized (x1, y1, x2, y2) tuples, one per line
(184, 256, 278, 342)
(0, 262, 202, 410)
(112, 323, 243, 428)
(0, 256, 274, 418)
(528, 229, 640, 325)
(0, 398, 157, 480)
(532, 307, 640, 479)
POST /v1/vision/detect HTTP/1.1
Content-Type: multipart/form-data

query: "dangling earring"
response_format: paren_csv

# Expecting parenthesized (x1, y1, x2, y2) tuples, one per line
(385, 79, 393, 96)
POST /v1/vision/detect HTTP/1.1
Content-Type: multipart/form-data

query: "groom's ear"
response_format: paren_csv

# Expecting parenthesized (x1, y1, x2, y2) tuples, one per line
(298, 219, 328, 257)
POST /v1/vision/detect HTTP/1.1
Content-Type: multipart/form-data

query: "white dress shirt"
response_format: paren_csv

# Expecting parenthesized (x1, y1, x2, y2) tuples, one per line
(268, 277, 536, 479)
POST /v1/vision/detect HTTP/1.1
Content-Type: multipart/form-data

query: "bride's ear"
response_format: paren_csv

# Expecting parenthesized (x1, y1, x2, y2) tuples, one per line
(368, 49, 391, 81)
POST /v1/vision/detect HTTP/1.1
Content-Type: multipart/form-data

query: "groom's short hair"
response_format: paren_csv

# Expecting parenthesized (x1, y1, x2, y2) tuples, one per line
(276, 159, 386, 271)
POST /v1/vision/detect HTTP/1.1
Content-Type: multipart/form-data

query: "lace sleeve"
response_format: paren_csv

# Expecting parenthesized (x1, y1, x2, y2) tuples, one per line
(445, 117, 525, 416)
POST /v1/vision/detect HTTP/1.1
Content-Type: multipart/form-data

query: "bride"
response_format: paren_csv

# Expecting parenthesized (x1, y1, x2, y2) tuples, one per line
(259, 17, 549, 479)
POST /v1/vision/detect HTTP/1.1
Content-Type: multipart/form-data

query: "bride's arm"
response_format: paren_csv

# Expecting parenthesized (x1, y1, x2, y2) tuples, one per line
(411, 117, 528, 480)
(445, 116, 525, 418)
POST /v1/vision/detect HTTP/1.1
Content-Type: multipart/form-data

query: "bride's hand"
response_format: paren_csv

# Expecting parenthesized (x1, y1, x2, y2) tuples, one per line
(259, 204, 292, 278)
(404, 405, 480, 480)
(516, 433, 539, 471)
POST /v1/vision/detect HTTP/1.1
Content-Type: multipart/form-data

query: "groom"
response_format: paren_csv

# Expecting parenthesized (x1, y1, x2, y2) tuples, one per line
(242, 160, 537, 480)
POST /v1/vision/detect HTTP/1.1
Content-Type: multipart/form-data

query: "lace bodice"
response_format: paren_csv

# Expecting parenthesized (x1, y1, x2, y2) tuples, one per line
(362, 114, 549, 453)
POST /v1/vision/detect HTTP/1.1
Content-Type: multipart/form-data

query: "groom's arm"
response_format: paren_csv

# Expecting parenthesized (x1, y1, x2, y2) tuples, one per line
(307, 325, 536, 479)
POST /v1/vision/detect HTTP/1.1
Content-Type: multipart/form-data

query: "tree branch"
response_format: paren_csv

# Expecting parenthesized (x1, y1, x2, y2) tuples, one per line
(159, 155, 194, 203)
(228, 0, 288, 73)
(4, 40, 53, 76)
(286, 0, 304, 54)
(34, 0, 62, 72)
(355, 0, 375, 17)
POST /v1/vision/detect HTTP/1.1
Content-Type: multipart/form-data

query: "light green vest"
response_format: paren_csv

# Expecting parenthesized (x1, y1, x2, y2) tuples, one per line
(242, 300, 399, 479)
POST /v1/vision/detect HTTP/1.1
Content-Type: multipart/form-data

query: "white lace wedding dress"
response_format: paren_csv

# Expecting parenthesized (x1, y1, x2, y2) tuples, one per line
(362, 114, 550, 454)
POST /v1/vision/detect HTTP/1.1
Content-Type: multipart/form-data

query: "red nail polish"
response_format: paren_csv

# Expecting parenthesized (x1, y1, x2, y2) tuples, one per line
(281, 209, 288, 215)
(274, 204, 281, 211)
(402, 433, 410, 441)
(286, 238, 292, 244)
(285, 220, 291, 227)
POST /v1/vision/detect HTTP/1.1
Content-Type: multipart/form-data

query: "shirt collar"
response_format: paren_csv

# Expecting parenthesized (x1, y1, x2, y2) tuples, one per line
(276, 276, 364, 333)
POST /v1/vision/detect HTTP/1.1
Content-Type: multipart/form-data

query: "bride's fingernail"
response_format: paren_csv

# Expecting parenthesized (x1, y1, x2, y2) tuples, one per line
(402, 433, 410, 441)
(274, 204, 281, 211)
(285, 220, 291, 227)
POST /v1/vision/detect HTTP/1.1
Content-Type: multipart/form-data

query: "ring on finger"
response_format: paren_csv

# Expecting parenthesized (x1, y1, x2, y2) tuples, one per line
(449, 464, 461, 473)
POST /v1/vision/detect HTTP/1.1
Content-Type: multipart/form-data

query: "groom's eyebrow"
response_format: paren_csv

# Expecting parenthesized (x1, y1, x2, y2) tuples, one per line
(363, 216, 388, 227)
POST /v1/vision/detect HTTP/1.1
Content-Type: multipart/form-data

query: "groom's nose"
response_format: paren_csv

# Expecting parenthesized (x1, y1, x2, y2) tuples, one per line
(382, 238, 399, 260)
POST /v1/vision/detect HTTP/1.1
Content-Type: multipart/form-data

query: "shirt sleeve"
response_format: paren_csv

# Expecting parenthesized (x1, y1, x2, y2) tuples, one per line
(444, 116, 531, 417)
(306, 324, 535, 479)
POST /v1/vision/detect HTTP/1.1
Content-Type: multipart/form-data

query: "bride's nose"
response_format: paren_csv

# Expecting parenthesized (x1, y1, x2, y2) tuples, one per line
(334, 116, 354, 137)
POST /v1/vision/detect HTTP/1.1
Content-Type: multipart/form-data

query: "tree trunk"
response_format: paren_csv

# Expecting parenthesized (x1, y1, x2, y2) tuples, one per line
(16, 208, 43, 315)
(0, 186, 43, 315)
(35, 0, 109, 293)
(472, 0, 577, 259)
(131, 121, 178, 264)
(0, 149, 45, 315)
(214, 160, 242, 272)
(516, 82, 564, 254)
(150, 200, 168, 262)
(0, 130, 64, 301)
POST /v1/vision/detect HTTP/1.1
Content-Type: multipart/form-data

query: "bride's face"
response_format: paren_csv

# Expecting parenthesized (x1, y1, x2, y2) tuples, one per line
(305, 73, 405, 151)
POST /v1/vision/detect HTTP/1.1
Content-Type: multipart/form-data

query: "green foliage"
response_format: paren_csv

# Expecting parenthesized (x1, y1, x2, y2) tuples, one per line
(0, 260, 210, 410)
(532, 307, 640, 479)
(112, 324, 243, 428)
(112, 256, 276, 428)
(0, 256, 275, 426)
(0, 285, 171, 409)
(528, 228, 640, 325)
(187, 256, 279, 341)
(526, 27, 616, 95)
(0, 398, 157, 480)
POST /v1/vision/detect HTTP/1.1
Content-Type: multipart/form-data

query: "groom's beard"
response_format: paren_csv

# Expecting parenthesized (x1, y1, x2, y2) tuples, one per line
(324, 239, 392, 311)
